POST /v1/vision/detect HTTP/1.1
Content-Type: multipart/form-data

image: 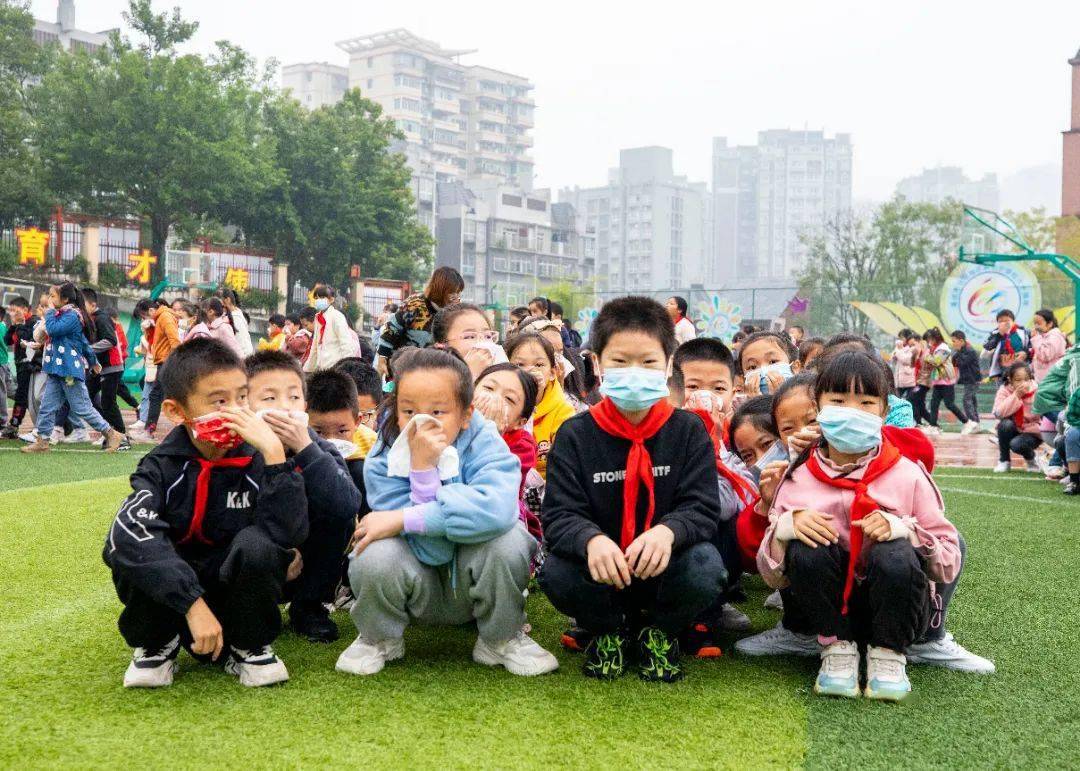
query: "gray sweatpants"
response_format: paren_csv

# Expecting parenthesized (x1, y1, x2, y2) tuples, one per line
(348, 525, 535, 645)
(0, 366, 11, 422)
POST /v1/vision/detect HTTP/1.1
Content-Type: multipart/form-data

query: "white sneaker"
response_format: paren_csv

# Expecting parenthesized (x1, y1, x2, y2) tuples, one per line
(764, 590, 784, 611)
(814, 640, 860, 698)
(472, 630, 559, 676)
(127, 428, 156, 444)
(1045, 466, 1067, 480)
(864, 646, 911, 701)
(18, 430, 37, 443)
(335, 634, 404, 676)
(906, 633, 996, 674)
(922, 426, 941, 436)
(130, 420, 145, 432)
(50, 427, 64, 443)
(224, 644, 289, 687)
(718, 603, 752, 632)
(123, 636, 180, 688)
(993, 461, 1010, 473)
(61, 428, 90, 444)
(735, 622, 821, 657)
(960, 421, 976, 435)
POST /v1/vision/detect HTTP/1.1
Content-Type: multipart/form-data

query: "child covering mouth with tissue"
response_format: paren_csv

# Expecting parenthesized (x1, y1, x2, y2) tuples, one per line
(336, 347, 558, 678)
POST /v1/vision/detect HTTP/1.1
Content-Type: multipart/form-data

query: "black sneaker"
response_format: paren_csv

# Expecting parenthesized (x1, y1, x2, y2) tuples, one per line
(117, 435, 132, 451)
(290, 602, 340, 643)
(583, 632, 628, 679)
(0, 424, 18, 440)
(682, 622, 722, 659)
(637, 626, 683, 682)
(560, 625, 595, 652)
(123, 635, 181, 688)
(1064, 482, 1080, 495)
(225, 644, 289, 687)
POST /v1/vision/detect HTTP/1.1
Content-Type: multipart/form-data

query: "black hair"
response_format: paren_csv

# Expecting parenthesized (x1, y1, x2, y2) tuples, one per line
(770, 372, 818, 427)
(307, 369, 360, 417)
(432, 303, 487, 343)
(529, 296, 552, 318)
(82, 287, 99, 305)
(789, 324, 805, 335)
(1035, 309, 1058, 328)
(549, 301, 564, 318)
(505, 331, 557, 368)
(54, 282, 96, 342)
(245, 349, 306, 393)
(509, 305, 529, 321)
(176, 300, 198, 320)
(671, 337, 734, 386)
(738, 330, 797, 369)
(476, 362, 539, 421)
(996, 309, 1015, 322)
(730, 395, 778, 452)
(106, 306, 119, 320)
(8, 295, 30, 309)
(134, 299, 152, 319)
(379, 347, 474, 447)
(570, 347, 600, 402)
(358, 336, 375, 363)
(1005, 361, 1033, 382)
(924, 327, 945, 346)
(333, 357, 383, 404)
(950, 329, 967, 342)
(151, 298, 170, 309)
(823, 332, 873, 353)
(159, 338, 243, 405)
(299, 306, 317, 323)
(669, 295, 688, 316)
(200, 296, 226, 324)
(588, 295, 677, 358)
(268, 313, 287, 328)
(286, 313, 300, 326)
(313, 285, 333, 300)
(813, 350, 891, 404)
(797, 337, 825, 366)
(897, 328, 915, 341)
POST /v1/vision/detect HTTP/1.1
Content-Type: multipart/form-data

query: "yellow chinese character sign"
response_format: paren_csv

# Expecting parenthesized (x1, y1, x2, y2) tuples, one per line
(224, 267, 249, 293)
(16, 227, 50, 266)
(127, 249, 158, 285)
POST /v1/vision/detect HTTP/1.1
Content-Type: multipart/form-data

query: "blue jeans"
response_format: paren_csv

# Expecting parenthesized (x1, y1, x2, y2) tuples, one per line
(1064, 426, 1080, 463)
(36, 375, 110, 436)
(137, 382, 151, 423)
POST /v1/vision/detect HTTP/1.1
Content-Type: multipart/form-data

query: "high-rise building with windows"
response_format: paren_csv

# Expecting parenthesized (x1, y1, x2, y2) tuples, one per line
(895, 166, 999, 210)
(32, 1, 114, 54)
(712, 130, 853, 281)
(283, 29, 536, 236)
(559, 147, 707, 294)
(281, 63, 349, 110)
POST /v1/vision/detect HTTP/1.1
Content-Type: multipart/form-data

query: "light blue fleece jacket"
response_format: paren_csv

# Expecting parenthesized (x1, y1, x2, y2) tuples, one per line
(363, 411, 521, 567)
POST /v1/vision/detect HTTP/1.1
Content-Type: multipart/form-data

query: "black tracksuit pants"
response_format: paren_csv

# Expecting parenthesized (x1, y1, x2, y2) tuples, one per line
(285, 512, 355, 608)
(113, 526, 291, 651)
(10, 367, 32, 427)
(87, 371, 125, 434)
(539, 542, 727, 635)
(997, 418, 1041, 463)
(782, 539, 930, 650)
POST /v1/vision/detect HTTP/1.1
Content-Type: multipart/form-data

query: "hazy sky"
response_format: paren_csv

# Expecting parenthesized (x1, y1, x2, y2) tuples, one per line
(33, 0, 1080, 206)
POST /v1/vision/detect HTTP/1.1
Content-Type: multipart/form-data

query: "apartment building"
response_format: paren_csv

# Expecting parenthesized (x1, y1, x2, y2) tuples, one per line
(281, 63, 349, 110)
(712, 130, 853, 281)
(32, 1, 113, 54)
(436, 182, 594, 309)
(895, 166, 999, 210)
(560, 147, 708, 294)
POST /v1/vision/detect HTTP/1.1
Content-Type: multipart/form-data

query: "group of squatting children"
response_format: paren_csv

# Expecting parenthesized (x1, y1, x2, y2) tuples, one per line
(105, 296, 993, 702)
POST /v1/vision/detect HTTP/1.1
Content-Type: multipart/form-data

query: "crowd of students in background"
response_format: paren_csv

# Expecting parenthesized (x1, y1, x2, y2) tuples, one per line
(5, 274, 1015, 702)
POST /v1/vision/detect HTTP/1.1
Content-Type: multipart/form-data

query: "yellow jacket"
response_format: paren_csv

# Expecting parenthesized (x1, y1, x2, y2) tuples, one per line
(258, 332, 286, 351)
(531, 379, 577, 478)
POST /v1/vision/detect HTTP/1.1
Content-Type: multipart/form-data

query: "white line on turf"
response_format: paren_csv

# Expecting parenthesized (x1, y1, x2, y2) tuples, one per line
(937, 486, 1080, 505)
(934, 474, 1051, 481)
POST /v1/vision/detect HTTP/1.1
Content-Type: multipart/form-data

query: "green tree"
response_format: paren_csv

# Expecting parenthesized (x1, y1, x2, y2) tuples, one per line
(33, 1, 283, 275)
(0, 0, 52, 223)
(262, 89, 432, 288)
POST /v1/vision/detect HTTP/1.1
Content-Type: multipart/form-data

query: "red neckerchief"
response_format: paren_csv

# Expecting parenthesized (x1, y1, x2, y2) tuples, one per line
(1002, 325, 1019, 356)
(590, 397, 675, 549)
(804, 440, 902, 614)
(689, 408, 757, 507)
(1011, 387, 1026, 429)
(315, 312, 327, 346)
(177, 456, 254, 546)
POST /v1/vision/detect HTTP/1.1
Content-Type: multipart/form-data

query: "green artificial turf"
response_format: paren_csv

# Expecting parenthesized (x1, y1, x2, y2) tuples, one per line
(0, 452, 1077, 769)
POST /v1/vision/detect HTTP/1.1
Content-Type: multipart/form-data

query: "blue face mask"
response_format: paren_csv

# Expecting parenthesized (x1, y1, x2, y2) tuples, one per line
(314, 298, 330, 312)
(599, 366, 670, 412)
(817, 405, 884, 454)
(747, 362, 794, 395)
(749, 440, 789, 483)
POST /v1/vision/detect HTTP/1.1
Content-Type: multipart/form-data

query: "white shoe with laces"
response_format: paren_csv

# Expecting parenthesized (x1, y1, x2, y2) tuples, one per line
(993, 461, 1010, 473)
(61, 428, 90, 444)
(123, 636, 180, 688)
(814, 640, 860, 698)
(335, 634, 404, 676)
(473, 630, 559, 676)
(764, 590, 784, 611)
(18, 430, 37, 443)
(864, 646, 911, 701)
(50, 427, 64, 443)
(130, 420, 145, 432)
(735, 622, 821, 657)
(906, 632, 996, 674)
(224, 644, 289, 687)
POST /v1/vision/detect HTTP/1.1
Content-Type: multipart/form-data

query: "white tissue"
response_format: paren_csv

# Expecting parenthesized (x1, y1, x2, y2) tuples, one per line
(557, 353, 575, 376)
(473, 340, 508, 364)
(256, 408, 309, 425)
(386, 414, 460, 480)
(324, 438, 358, 458)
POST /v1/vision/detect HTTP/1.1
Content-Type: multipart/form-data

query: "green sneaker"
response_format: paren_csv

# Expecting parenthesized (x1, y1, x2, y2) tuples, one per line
(637, 626, 683, 682)
(583, 632, 628, 680)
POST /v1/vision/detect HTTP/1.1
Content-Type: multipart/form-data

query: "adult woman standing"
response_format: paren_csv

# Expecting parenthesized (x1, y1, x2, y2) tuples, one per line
(666, 296, 697, 345)
(375, 266, 464, 377)
(1031, 309, 1068, 383)
(220, 288, 253, 357)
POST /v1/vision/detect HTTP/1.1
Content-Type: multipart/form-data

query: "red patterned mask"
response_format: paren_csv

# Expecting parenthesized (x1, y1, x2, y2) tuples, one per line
(189, 414, 243, 450)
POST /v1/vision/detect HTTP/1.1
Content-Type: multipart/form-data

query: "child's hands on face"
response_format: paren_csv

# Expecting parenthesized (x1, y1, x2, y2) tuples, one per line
(463, 345, 495, 380)
(792, 509, 839, 548)
(261, 410, 312, 454)
(586, 533, 632, 589)
(855, 510, 893, 543)
(758, 460, 789, 509)
(407, 419, 448, 470)
(351, 510, 405, 556)
(624, 523, 675, 580)
(473, 389, 511, 433)
(219, 406, 285, 464)
(787, 425, 821, 457)
(683, 390, 727, 425)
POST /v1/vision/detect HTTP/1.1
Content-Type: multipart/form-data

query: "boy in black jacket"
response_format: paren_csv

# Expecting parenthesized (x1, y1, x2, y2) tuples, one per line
(539, 296, 727, 682)
(82, 288, 128, 444)
(104, 338, 308, 689)
(245, 351, 362, 643)
(1, 297, 34, 439)
(951, 330, 982, 433)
